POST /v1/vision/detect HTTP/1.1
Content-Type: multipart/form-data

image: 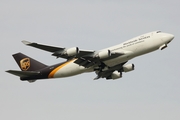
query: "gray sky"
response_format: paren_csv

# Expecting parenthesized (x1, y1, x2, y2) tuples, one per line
(1, 0, 180, 120)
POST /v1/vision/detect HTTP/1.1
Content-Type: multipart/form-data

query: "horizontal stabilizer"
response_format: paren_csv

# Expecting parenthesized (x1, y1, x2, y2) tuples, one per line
(6, 70, 40, 77)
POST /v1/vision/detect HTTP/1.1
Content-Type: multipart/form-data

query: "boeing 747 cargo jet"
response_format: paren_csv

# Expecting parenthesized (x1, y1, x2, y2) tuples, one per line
(6, 31, 174, 82)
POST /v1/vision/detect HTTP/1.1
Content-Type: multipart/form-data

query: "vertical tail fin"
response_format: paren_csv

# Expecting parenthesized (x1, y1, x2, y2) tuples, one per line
(13, 52, 48, 71)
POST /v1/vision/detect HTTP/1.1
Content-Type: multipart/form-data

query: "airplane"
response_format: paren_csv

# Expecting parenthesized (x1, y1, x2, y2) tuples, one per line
(6, 31, 174, 82)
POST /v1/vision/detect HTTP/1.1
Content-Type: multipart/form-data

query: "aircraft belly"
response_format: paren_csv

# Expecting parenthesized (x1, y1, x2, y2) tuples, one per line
(104, 55, 133, 67)
(53, 62, 92, 78)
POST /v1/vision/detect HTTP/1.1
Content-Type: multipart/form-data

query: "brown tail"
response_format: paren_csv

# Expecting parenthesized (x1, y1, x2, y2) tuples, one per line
(13, 52, 47, 71)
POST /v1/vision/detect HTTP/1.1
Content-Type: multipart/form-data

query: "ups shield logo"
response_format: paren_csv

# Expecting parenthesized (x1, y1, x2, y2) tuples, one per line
(20, 58, 30, 71)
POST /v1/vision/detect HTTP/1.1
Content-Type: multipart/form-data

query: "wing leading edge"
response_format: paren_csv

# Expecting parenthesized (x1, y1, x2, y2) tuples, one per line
(22, 40, 95, 59)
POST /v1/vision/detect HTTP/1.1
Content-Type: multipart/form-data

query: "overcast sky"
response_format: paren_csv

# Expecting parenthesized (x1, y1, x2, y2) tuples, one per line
(1, 0, 180, 120)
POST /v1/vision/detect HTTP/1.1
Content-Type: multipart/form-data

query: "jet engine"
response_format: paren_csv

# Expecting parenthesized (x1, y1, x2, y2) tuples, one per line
(107, 71, 122, 80)
(96, 50, 111, 59)
(64, 47, 79, 56)
(123, 64, 135, 72)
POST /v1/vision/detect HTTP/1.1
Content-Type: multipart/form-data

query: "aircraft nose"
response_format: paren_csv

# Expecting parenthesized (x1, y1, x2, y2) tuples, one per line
(168, 34, 174, 40)
(162, 33, 174, 44)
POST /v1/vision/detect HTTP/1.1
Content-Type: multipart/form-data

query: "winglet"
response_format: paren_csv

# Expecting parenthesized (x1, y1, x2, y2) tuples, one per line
(22, 40, 32, 45)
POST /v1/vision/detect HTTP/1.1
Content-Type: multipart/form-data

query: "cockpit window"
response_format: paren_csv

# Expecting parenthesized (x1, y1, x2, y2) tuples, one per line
(156, 31, 161, 33)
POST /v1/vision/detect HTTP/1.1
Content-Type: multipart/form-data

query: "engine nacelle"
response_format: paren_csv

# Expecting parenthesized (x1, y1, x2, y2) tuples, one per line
(96, 50, 111, 59)
(123, 64, 135, 72)
(65, 47, 79, 56)
(107, 71, 122, 80)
